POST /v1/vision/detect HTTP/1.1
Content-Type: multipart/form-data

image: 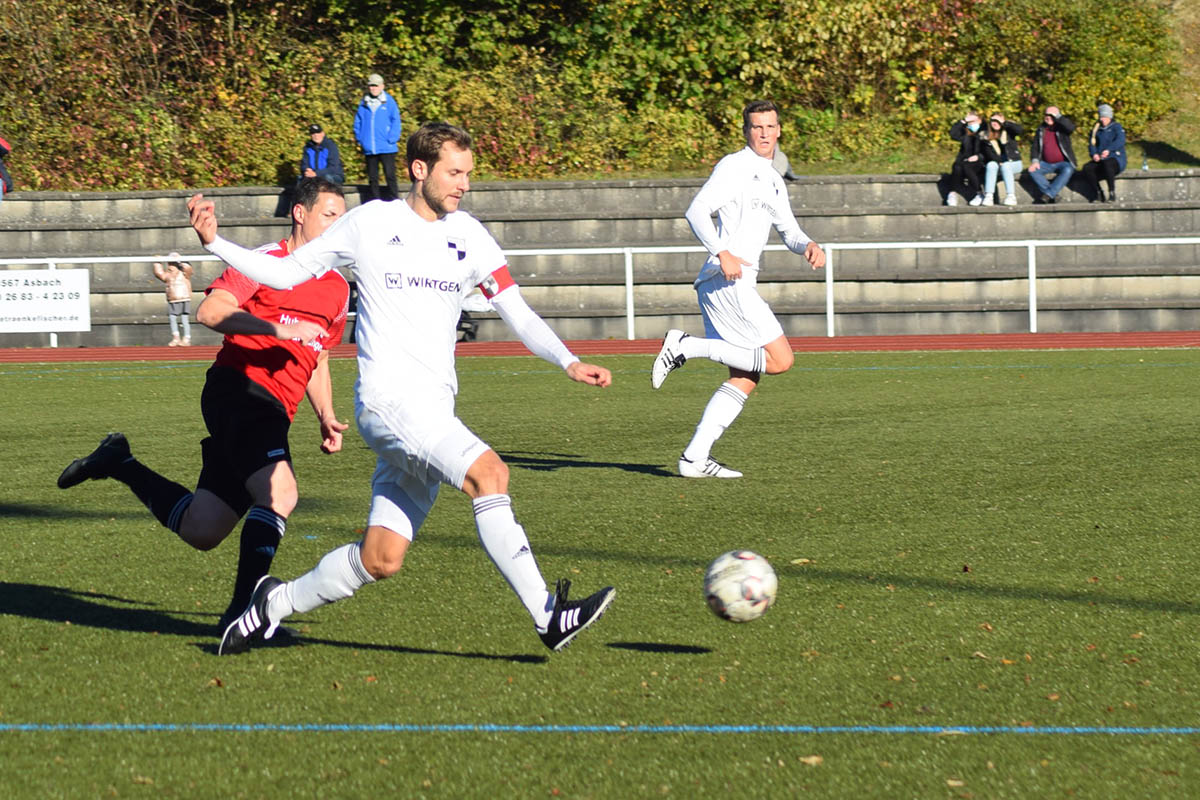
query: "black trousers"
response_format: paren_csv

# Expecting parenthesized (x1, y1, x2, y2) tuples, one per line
(1081, 158, 1122, 196)
(951, 159, 985, 197)
(365, 152, 399, 200)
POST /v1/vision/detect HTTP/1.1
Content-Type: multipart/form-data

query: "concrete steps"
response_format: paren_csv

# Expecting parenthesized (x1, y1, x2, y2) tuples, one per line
(2, 169, 1198, 346)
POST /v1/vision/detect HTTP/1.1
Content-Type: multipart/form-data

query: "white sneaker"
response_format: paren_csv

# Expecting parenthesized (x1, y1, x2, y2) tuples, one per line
(981, 195, 994, 206)
(968, 194, 984, 206)
(651, 329, 688, 389)
(678, 455, 742, 479)
(946, 193, 959, 207)
(1003, 194, 1018, 206)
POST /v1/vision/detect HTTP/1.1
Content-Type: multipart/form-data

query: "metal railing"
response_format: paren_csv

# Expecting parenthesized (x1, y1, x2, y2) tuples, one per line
(6, 235, 1200, 344)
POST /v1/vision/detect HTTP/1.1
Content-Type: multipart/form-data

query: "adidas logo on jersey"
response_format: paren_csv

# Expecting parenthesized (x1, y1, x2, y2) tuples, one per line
(512, 544, 531, 560)
(387, 235, 404, 246)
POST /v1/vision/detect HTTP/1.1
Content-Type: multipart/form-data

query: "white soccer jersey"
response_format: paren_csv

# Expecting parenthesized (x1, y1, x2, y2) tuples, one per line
(290, 199, 508, 398)
(685, 146, 812, 285)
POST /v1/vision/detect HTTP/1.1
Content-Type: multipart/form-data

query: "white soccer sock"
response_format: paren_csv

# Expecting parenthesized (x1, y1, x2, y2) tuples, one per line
(679, 336, 765, 374)
(270, 542, 375, 620)
(683, 381, 749, 463)
(473, 495, 553, 630)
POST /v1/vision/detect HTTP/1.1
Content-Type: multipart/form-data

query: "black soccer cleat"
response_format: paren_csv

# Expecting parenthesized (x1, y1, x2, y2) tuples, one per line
(538, 579, 615, 652)
(218, 575, 283, 656)
(57, 433, 131, 489)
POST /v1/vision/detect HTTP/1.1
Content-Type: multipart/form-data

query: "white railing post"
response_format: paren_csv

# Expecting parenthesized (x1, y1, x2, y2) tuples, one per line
(1027, 243, 1038, 333)
(623, 247, 635, 340)
(824, 245, 835, 337)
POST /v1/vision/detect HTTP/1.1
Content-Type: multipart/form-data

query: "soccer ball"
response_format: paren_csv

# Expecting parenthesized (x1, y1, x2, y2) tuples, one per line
(703, 550, 778, 623)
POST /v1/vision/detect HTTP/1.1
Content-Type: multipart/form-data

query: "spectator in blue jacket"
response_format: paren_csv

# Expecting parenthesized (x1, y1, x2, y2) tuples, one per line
(299, 123, 345, 185)
(1081, 104, 1127, 203)
(353, 73, 402, 200)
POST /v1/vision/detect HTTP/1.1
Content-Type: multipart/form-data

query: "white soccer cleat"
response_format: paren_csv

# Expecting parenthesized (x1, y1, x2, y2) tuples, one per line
(651, 329, 688, 389)
(678, 455, 742, 479)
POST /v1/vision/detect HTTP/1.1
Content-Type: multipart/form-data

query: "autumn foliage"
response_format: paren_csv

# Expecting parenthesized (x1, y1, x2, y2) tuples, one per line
(0, 0, 1179, 189)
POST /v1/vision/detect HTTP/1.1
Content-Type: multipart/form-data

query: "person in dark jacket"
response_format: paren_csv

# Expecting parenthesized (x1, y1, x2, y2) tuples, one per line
(0, 134, 13, 206)
(981, 113, 1024, 206)
(353, 73, 403, 200)
(947, 112, 987, 206)
(1081, 103, 1127, 203)
(299, 123, 345, 185)
(1029, 106, 1077, 204)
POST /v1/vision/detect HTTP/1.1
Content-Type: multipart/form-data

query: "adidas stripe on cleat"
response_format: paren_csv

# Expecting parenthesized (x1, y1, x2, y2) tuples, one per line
(218, 575, 284, 655)
(678, 455, 743, 479)
(538, 578, 615, 652)
(651, 329, 688, 389)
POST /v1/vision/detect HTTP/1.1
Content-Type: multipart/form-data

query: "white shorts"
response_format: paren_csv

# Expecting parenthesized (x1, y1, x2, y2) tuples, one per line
(355, 390, 490, 541)
(696, 272, 784, 350)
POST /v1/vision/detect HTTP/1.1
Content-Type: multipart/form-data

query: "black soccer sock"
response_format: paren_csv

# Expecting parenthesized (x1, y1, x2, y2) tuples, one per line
(225, 506, 287, 619)
(108, 458, 194, 532)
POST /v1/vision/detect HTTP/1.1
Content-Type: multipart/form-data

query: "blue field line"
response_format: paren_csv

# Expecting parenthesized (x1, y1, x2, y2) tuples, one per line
(3, 722, 1198, 736)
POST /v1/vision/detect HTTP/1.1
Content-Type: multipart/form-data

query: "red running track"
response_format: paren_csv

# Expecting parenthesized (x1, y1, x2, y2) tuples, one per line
(1, 332, 1198, 363)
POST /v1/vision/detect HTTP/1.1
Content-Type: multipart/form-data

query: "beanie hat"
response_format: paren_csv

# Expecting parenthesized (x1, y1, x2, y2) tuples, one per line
(1097, 104, 1114, 118)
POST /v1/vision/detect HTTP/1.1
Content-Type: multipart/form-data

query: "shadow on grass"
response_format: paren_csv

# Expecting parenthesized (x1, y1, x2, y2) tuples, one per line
(0, 582, 547, 664)
(1140, 140, 1200, 167)
(0, 502, 146, 520)
(0, 582, 214, 636)
(203, 634, 548, 664)
(607, 642, 711, 655)
(497, 450, 675, 478)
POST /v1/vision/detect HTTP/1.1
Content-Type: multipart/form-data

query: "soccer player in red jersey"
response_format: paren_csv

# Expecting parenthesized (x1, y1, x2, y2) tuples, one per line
(58, 178, 350, 631)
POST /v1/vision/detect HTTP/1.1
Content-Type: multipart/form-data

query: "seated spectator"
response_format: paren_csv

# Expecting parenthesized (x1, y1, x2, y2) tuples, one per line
(299, 123, 345, 185)
(0, 134, 12, 207)
(981, 113, 1024, 206)
(1029, 106, 1077, 204)
(1081, 104, 1126, 203)
(947, 112, 986, 206)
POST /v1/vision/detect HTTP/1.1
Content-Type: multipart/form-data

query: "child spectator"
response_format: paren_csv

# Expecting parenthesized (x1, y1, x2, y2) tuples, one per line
(153, 253, 194, 346)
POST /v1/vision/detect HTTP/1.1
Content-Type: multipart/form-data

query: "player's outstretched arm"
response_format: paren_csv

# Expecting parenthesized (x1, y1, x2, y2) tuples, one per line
(491, 285, 611, 385)
(566, 361, 612, 387)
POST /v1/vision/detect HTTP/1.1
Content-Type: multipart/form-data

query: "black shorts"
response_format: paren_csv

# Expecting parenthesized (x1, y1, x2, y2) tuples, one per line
(197, 365, 292, 517)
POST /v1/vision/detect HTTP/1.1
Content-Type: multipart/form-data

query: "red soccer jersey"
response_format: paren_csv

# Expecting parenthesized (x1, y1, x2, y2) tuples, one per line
(207, 239, 350, 419)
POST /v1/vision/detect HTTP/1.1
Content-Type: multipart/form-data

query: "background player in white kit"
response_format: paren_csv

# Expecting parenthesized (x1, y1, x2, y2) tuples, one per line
(188, 122, 616, 654)
(652, 100, 826, 478)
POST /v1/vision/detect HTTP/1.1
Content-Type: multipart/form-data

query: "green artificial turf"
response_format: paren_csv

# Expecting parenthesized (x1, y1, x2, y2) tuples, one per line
(2, 350, 1199, 797)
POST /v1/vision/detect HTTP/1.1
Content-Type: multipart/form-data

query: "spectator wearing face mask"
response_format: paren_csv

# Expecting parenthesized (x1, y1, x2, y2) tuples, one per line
(946, 112, 987, 207)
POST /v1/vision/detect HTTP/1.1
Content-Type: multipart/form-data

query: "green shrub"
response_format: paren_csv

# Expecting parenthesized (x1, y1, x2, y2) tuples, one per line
(0, 0, 1181, 189)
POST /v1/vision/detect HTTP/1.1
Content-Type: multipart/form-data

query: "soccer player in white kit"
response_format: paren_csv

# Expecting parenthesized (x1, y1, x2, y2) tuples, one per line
(188, 122, 616, 654)
(651, 100, 826, 478)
